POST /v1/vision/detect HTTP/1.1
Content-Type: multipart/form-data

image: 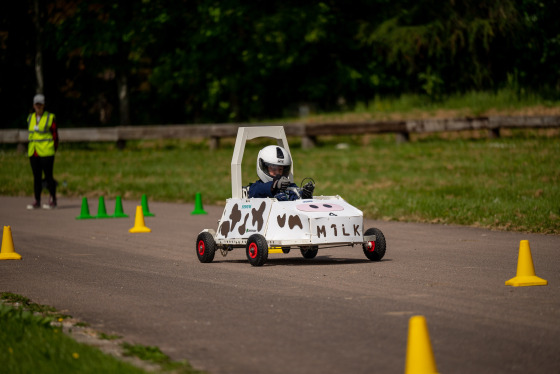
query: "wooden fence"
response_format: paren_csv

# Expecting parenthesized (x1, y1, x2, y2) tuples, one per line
(1, 116, 559, 150)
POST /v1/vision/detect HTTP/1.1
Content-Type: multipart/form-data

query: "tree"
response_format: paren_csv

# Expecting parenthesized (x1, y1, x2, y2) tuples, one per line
(47, 0, 172, 125)
(1, 0, 556, 129)
(357, 0, 521, 95)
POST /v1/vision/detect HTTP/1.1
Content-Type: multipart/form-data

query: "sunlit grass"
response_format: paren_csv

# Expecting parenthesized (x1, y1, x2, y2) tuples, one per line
(1, 128, 558, 233)
(0, 302, 147, 374)
(0, 293, 205, 374)
(302, 88, 560, 122)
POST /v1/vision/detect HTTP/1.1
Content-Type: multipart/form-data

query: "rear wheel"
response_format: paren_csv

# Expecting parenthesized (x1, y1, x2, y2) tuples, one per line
(362, 228, 386, 261)
(300, 246, 318, 259)
(246, 234, 269, 266)
(196, 232, 216, 263)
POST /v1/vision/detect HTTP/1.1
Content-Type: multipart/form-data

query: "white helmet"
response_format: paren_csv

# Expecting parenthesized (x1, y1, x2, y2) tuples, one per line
(256, 145, 292, 183)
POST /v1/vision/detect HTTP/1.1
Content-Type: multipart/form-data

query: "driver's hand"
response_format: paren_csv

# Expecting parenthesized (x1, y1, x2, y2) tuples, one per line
(272, 176, 290, 193)
(302, 181, 315, 199)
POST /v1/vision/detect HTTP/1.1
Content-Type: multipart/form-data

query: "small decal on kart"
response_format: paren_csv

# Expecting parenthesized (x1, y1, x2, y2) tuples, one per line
(277, 214, 303, 230)
(297, 203, 344, 212)
(251, 202, 266, 231)
(219, 201, 268, 237)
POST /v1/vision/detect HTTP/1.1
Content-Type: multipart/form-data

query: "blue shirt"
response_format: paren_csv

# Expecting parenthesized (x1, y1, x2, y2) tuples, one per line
(247, 180, 301, 201)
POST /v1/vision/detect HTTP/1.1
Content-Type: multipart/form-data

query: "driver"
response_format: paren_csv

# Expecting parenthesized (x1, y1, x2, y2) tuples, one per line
(248, 145, 314, 201)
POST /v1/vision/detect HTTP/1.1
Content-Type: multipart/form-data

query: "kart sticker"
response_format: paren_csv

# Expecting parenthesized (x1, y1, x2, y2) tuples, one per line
(297, 203, 344, 212)
(251, 202, 266, 231)
(310, 216, 363, 243)
(277, 214, 303, 230)
(218, 201, 269, 238)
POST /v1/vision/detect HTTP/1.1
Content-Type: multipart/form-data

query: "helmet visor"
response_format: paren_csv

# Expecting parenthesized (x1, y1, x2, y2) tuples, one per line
(261, 161, 290, 178)
(267, 164, 285, 176)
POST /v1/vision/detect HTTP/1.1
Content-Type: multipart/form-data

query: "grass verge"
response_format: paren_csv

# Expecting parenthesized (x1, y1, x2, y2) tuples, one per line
(299, 88, 560, 123)
(2, 129, 558, 234)
(0, 293, 205, 374)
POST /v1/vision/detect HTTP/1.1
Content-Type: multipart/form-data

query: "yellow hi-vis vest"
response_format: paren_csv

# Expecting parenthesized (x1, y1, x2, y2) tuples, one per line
(27, 111, 56, 157)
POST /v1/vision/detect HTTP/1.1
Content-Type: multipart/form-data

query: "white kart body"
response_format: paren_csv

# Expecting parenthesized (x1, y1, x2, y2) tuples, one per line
(197, 126, 385, 266)
(215, 195, 364, 247)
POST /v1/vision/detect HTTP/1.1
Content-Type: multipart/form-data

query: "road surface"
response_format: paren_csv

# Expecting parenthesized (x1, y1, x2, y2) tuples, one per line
(1, 196, 559, 373)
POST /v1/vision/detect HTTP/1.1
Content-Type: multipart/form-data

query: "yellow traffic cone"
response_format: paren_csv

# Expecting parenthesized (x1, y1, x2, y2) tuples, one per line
(505, 240, 547, 287)
(0, 226, 22, 260)
(129, 206, 151, 233)
(405, 316, 439, 374)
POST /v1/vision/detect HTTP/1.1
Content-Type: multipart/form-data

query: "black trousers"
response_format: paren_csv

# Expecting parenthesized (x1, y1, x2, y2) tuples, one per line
(29, 155, 56, 203)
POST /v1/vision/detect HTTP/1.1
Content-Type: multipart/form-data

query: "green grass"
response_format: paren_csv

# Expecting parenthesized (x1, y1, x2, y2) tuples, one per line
(0, 303, 147, 374)
(98, 332, 122, 340)
(362, 89, 556, 118)
(0, 293, 205, 374)
(1, 129, 559, 234)
(120, 343, 203, 373)
(297, 88, 560, 123)
(0, 292, 70, 320)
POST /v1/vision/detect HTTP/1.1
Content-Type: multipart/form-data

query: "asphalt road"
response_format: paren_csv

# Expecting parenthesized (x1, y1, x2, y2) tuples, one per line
(1, 196, 559, 374)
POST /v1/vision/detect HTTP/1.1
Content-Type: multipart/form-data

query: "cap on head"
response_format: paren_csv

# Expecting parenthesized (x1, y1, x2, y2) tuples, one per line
(33, 94, 45, 105)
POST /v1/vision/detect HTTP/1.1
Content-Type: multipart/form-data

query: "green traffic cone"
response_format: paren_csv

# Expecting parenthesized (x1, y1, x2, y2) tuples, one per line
(112, 196, 128, 218)
(95, 196, 112, 219)
(141, 194, 155, 217)
(191, 192, 208, 215)
(76, 197, 94, 219)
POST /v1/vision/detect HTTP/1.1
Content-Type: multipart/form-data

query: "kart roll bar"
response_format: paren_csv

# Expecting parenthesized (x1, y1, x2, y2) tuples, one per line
(231, 126, 294, 199)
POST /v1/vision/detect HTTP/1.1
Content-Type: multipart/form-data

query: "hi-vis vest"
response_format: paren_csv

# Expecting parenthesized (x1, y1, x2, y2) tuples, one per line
(27, 111, 55, 157)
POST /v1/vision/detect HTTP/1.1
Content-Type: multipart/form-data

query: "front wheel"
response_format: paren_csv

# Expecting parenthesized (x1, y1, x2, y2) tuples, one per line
(246, 234, 269, 266)
(196, 232, 216, 263)
(362, 228, 386, 261)
(300, 246, 318, 259)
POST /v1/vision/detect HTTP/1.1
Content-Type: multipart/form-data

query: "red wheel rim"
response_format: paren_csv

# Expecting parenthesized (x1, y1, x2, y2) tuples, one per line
(198, 240, 205, 256)
(367, 241, 375, 252)
(248, 242, 258, 259)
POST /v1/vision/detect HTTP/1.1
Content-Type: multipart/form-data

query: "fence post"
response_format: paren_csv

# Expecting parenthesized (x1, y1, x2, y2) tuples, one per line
(395, 132, 410, 143)
(301, 135, 316, 149)
(209, 136, 220, 150)
(488, 127, 501, 139)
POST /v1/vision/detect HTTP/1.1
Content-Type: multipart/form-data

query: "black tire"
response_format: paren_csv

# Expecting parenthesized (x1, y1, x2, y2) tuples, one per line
(281, 247, 291, 254)
(362, 228, 386, 261)
(246, 234, 269, 266)
(300, 246, 319, 259)
(196, 232, 216, 263)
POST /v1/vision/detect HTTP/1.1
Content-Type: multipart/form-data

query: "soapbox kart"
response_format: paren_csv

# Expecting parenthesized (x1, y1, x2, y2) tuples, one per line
(196, 126, 386, 266)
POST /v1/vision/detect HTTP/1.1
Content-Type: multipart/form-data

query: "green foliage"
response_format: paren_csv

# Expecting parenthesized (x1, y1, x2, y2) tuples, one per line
(358, 0, 520, 91)
(5, 0, 557, 129)
(418, 66, 444, 100)
(0, 0, 560, 127)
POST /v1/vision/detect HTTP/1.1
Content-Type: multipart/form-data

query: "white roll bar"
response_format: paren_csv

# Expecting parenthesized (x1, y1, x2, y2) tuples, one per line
(231, 126, 293, 199)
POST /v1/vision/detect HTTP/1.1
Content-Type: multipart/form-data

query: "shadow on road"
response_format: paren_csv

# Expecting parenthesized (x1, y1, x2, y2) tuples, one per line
(218, 256, 392, 266)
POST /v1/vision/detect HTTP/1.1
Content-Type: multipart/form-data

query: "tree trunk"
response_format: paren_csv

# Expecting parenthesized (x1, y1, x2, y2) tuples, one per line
(33, 0, 44, 94)
(117, 72, 130, 125)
